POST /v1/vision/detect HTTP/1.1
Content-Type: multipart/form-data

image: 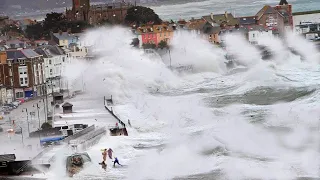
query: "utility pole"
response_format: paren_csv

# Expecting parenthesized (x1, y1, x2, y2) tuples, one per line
(22, 108, 30, 136)
(42, 99, 47, 123)
(18, 126, 24, 146)
(34, 103, 41, 129)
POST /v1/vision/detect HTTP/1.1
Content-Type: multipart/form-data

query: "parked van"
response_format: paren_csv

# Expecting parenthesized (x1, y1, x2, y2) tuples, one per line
(54, 124, 88, 137)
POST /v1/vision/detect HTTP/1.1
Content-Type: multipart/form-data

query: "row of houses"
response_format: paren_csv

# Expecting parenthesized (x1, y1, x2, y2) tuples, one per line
(0, 46, 68, 104)
(134, 1, 292, 46)
(135, 0, 320, 46)
(0, 30, 93, 104)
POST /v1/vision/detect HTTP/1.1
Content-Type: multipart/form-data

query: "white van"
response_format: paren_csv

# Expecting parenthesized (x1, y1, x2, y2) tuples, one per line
(55, 124, 88, 137)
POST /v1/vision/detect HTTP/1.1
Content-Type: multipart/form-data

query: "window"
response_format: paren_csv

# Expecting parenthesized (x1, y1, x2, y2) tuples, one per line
(49, 60, 52, 65)
(62, 57, 65, 62)
(16, 92, 23, 98)
(20, 78, 23, 85)
(50, 69, 53, 75)
(24, 77, 28, 85)
(253, 34, 255, 38)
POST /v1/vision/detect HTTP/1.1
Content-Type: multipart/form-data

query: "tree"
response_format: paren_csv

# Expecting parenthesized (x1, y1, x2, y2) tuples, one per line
(43, 12, 66, 38)
(1, 24, 23, 35)
(131, 38, 139, 47)
(25, 12, 92, 40)
(25, 23, 44, 40)
(41, 122, 52, 130)
(43, 12, 66, 30)
(125, 6, 162, 26)
(158, 40, 168, 49)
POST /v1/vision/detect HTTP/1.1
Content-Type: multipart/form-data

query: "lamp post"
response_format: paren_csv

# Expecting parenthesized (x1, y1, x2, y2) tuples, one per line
(22, 108, 30, 136)
(33, 103, 41, 129)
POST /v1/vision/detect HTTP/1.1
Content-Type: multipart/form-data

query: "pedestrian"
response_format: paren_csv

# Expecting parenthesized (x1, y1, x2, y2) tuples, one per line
(112, 157, 122, 167)
(101, 149, 107, 164)
(128, 119, 131, 127)
(107, 148, 113, 159)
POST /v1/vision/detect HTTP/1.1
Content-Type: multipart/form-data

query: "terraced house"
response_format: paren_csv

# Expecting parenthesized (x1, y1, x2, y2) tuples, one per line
(0, 49, 45, 102)
(136, 25, 174, 48)
(35, 45, 68, 94)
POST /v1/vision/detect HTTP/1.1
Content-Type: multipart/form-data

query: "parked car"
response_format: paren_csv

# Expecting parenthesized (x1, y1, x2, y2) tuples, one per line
(15, 128, 22, 134)
(4, 104, 17, 109)
(2, 106, 12, 111)
(12, 101, 20, 107)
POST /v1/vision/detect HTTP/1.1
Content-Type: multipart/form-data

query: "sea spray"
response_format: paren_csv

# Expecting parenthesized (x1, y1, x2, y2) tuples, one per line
(59, 25, 320, 180)
(224, 33, 262, 67)
(285, 31, 320, 64)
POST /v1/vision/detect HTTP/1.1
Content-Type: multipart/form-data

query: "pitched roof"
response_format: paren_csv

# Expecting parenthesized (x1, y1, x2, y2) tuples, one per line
(62, 102, 73, 107)
(34, 48, 52, 58)
(6, 50, 26, 60)
(53, 32, 81, 41)
(220, 27, 249, 35)
(21, 49, 40, 58)
(202, 13, 239, 26)
(203, 24, 221, 34)
(35, 45, 65, 58)
(256, 5, 278, 20)
(186, 19, 206, 30)
(238, 16, 257, 25)
(136, 25, 173, 34)
(6, 39, 24, 45)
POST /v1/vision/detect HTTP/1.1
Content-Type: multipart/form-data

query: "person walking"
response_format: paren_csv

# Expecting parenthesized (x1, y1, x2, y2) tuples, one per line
(112, 157, 122, 167)
(107, 148, 113, 159)
(101, 149, 107, 164)
(128, 119, 131, 127)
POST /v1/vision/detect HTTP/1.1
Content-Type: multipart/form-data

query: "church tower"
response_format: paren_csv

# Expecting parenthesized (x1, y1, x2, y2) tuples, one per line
(275, 0, 293, 29)
(72, 0, 90, 21)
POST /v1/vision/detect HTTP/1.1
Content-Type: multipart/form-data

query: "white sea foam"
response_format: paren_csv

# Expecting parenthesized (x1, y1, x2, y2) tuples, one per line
(41, 26, 320, 180)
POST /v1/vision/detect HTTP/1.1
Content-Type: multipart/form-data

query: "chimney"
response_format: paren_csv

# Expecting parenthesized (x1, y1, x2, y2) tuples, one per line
(225, 11, 228, 19)
(210, 13, 214, 20)
(58, 30, 63, 35)
(67, 28, 72, 34)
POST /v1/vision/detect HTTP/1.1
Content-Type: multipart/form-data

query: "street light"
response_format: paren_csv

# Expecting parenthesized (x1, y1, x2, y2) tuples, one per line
(33, 103, 41, 129)
(22, 108, 30, 136)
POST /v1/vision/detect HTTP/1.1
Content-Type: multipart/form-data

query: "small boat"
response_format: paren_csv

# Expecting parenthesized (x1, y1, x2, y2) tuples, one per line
(66, 152, 91, 177)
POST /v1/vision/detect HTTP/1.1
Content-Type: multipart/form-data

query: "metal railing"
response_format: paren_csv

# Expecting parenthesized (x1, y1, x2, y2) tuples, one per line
(69, 127, 106, 145)
(62, 125, 95, 144)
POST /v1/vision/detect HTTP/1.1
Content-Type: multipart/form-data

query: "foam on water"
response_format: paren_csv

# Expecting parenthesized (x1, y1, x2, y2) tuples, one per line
(44, 26, 320, 180)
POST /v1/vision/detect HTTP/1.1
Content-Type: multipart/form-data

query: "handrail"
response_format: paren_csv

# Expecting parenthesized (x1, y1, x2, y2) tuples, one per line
(70, 127, 106, 145)
(62, 125, 95, 143)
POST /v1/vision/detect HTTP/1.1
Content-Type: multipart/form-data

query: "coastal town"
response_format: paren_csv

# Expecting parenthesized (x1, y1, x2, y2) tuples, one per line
(0, 0, 318, 103)
(0, 0, 318, 178)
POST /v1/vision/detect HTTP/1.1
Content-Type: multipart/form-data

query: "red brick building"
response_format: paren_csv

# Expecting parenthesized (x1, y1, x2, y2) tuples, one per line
(0, 49, 45, 101)
(65, 0, 133, 25)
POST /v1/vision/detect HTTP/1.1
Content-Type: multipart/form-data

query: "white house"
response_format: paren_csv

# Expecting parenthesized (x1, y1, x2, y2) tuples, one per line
(248, 29, 273, 44)
(35, 45, 67, 94)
